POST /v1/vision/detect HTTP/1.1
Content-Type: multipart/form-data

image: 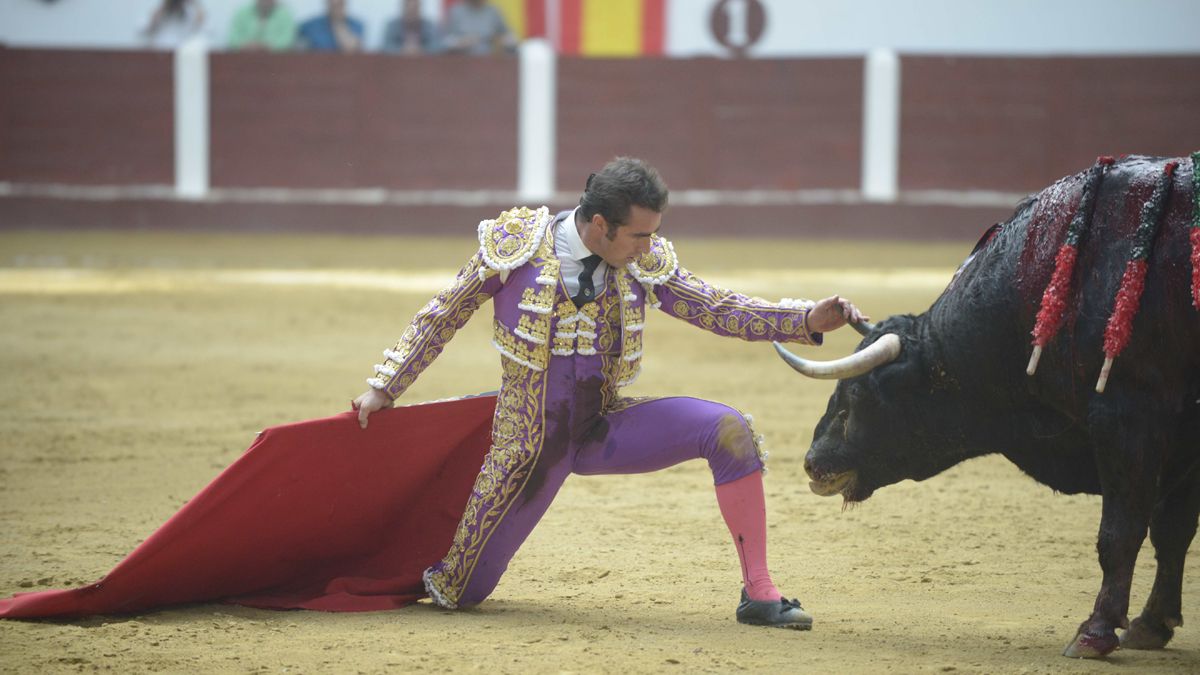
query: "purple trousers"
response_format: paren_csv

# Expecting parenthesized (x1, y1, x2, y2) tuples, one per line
(437, 351, 764, 608)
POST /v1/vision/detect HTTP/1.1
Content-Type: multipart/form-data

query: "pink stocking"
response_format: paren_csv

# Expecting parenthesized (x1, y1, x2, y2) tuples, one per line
(714, 471, 782, 602)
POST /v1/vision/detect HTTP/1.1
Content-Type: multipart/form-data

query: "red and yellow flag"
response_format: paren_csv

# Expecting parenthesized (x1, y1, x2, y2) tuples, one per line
(442, 0, 665, 57)
(559, 0, 665, 56)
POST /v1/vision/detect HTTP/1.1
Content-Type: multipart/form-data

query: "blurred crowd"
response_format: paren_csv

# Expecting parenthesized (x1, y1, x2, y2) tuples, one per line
(141, 0, 517, 55)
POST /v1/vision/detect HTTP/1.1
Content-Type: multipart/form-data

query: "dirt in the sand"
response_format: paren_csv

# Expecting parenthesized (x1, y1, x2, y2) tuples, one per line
(0, 231, 1196, 674)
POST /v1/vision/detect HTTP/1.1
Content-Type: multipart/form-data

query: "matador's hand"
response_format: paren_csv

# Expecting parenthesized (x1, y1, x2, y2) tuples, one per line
(352, 388, 394, 430)
(806, 295, 869, 334)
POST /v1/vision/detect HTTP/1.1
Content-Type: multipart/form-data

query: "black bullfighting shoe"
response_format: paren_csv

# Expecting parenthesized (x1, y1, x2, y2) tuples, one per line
(736, 588, 813, 630)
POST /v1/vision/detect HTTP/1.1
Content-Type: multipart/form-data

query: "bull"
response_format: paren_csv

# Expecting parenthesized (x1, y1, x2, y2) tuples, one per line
(775, 154, 1199, 658)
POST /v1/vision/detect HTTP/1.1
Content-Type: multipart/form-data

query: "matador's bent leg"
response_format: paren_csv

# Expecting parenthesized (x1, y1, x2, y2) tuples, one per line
(571, 397, 783, 599)
(573, 396, 810, 627)
(572, 396, 765, 482)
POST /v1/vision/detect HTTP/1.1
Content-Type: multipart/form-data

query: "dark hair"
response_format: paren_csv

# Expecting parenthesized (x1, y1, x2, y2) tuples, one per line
(577, 157, 669, 234)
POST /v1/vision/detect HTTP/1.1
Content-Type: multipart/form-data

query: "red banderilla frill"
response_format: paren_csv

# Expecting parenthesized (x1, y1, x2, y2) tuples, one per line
(1026, 157, 1113, 376)
(1096, 161, 1177, 393)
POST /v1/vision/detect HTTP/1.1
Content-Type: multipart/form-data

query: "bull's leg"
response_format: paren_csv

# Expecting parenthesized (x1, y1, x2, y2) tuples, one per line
(1121, 467, 1200, 650)
(1064, 411, 1163, 659)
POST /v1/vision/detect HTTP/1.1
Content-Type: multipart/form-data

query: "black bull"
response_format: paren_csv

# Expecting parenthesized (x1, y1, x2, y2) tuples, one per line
(777, 155, 1200, 658)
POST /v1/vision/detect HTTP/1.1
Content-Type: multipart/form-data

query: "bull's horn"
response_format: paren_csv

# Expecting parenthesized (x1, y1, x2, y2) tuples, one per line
(773, 333, 902, 380)
(850, 319, 876, 337)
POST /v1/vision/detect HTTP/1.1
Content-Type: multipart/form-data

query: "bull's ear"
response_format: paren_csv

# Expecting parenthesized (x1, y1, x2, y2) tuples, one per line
(870, 346, 921, 392)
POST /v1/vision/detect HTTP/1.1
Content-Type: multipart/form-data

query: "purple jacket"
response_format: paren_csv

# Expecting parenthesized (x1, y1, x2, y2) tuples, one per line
(367, 206, 821, 402)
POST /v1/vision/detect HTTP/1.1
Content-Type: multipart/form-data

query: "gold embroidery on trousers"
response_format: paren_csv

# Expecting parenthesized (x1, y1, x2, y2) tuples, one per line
(425, 357, 548, 606)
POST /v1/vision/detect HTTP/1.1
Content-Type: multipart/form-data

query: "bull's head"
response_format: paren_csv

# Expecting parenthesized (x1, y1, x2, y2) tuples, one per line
(775, 315, 969, 504)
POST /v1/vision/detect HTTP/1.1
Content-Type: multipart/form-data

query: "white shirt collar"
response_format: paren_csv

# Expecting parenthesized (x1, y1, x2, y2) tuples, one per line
(559, 207, 598, 262)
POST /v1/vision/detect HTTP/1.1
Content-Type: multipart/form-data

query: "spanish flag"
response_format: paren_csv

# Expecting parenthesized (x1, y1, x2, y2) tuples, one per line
(443, 0, 666, 57)
(558, 0, 666, 56)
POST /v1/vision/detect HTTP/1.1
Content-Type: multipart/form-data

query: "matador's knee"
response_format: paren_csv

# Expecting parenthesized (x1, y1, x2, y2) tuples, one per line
(705, 406, 768, 485)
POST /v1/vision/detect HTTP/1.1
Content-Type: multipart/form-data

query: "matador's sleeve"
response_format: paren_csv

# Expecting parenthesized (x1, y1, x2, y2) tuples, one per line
(366, 250, 503, 400)
(627, 235, 823, 346)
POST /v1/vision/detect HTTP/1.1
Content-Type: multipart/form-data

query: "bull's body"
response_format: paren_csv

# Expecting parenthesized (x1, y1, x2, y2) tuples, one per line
(799, 155, 1199, 657)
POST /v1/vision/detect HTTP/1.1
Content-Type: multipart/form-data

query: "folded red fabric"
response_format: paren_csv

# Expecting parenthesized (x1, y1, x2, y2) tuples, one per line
(0, 395, 497, 618)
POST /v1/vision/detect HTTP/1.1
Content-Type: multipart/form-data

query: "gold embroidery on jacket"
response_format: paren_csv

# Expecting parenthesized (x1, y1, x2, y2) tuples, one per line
(575, 303, 600, 355)
(479, 206, 549, 272)
(595, 277, 621, 354)
(515, 313, 551, 345)
(626, 235, 678, 285)
(518, 284, 556, 315)
(490, 218, 564, 368)
(493, 319, 549, 371)
(615, 271, 644, 387)
(551, 299, 605, 357)
(551, 301, 578, 355)
(599, 354, 620, 411)
(663, 267, 813, 343)
(625, 304, 644, 327)
(375, 252, 492, 398)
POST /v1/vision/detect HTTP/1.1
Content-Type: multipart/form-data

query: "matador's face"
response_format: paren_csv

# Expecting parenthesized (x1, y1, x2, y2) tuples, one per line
(586, 205, 661, 268)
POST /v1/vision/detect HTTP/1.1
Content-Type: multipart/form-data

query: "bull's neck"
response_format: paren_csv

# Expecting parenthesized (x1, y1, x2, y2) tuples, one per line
(923, 297, 1034, 457)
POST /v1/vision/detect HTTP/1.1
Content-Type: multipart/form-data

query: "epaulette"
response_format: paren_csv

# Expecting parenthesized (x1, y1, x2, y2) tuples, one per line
(626, 234, 678, 285)
(478, 206, 551, 273)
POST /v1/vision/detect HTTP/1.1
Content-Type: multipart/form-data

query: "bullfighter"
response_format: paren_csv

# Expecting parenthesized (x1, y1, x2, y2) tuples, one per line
(353, 157, 866, 628)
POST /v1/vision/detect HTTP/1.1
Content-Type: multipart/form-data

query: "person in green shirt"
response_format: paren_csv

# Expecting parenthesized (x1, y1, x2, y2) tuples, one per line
(228, 0, 297, 51)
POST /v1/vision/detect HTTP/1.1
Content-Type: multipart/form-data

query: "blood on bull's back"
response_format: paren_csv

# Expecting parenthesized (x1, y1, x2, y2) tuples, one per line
(1016, 155, 1198, 402)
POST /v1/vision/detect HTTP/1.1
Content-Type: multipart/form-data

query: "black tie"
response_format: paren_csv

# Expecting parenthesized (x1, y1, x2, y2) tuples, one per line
(572, 254, 603, 308)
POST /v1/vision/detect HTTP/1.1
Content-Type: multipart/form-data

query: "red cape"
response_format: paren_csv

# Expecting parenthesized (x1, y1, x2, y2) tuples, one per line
(0, 395, 496, 618)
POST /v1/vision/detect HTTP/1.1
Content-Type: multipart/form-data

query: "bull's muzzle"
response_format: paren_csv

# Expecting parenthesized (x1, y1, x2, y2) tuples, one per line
(807, 468, 857, 497)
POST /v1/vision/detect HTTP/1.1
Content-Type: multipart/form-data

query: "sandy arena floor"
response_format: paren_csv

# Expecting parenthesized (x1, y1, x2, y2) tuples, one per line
(0, 231, 1197, 674)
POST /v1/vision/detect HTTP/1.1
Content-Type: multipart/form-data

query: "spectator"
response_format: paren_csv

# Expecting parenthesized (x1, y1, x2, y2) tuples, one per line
(298, 0, 365, 52)
(228, 0, 296, 51)
(141, 0, 205, 49)
(382, 0, 441, 55)
(443, 0, 516, 55)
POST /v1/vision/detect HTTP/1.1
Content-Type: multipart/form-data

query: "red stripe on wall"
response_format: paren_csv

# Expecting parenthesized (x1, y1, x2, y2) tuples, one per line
(525, 0, 545, 37)
(559, 0, 583, 55)
(641, 0, 666, 56)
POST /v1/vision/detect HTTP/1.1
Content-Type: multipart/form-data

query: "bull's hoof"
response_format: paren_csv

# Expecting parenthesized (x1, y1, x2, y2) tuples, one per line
(1120, 617, 1175, 650)
(1063, 629, 1119, 658)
